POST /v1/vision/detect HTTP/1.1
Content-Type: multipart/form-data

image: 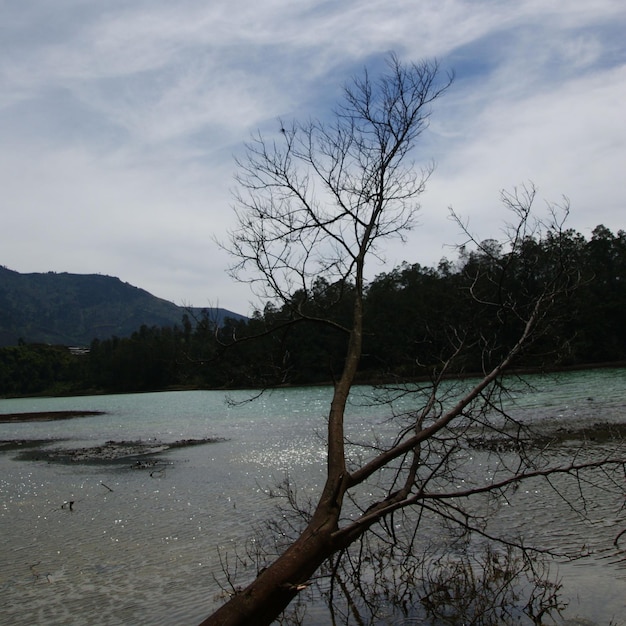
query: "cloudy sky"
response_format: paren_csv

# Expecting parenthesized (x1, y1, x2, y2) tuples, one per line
(1, 1, 624, 315)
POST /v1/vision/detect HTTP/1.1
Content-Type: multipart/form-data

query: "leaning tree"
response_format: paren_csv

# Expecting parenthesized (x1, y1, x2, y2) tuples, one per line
(199, 54, 624, 625)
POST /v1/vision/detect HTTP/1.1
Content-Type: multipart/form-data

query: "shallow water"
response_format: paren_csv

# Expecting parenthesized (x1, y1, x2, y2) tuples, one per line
(0, 370, 624, 625)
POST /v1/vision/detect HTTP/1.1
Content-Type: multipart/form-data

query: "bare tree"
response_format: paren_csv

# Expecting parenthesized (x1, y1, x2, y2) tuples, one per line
(199, 55, 624, 625)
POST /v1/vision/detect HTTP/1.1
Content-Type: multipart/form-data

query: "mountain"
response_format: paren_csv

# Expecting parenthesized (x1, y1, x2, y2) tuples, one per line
(0, 266, 245, 347)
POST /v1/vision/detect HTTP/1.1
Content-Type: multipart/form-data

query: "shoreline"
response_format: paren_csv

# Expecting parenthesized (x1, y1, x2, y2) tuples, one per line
(1, 361, 625, 402)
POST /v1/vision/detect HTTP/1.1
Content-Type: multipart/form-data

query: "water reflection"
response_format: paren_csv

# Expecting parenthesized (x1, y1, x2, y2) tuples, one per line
(0, 369, 624, 624)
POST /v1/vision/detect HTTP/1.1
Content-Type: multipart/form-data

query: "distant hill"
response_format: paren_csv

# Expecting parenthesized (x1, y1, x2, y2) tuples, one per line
(0, 266, 245, 347)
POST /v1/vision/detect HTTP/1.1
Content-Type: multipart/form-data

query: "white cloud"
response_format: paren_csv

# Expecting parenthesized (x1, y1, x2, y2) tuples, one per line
(1, 0, 624, 314)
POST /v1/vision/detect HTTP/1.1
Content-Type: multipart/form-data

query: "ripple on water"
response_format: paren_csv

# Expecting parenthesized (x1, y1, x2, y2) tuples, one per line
(1, 374, 625, 625)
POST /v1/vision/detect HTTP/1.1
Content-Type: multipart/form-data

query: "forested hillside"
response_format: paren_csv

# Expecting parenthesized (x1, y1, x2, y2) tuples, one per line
(0, 267, 243, 346)
(1, 224, 624, 396)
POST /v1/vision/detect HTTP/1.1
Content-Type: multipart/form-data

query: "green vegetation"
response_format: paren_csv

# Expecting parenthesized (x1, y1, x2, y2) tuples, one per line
(1, 223, 624, 397)
(0, 266, 242, 347)
(0, 343, 85, 396)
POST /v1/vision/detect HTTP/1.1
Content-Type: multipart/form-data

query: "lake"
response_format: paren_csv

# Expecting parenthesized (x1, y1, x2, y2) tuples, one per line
(0, 368, 624, 625)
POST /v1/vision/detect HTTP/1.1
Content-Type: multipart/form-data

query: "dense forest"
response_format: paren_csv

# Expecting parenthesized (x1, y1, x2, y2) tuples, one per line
(1, 224, 624, 396)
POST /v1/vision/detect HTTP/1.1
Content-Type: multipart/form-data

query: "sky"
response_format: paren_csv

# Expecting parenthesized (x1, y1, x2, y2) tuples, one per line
(1, 1, 625, 315)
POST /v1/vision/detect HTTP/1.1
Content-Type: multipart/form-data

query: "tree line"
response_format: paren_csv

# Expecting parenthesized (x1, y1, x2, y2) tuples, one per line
(1, 223, 624, 397)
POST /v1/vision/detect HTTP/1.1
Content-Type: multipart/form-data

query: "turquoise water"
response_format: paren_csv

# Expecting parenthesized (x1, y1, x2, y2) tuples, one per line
(0, 369, 624, 624)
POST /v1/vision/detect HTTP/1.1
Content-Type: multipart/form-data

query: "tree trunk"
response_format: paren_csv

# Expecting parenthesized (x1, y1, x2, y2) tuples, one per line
(200, 278, 364, 625)
(198, 512, 340, 626)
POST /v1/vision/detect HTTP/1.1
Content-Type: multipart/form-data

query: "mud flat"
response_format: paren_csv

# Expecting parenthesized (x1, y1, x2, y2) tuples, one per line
(0, 410, 106, 423)
(4, 437, 225, 464)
